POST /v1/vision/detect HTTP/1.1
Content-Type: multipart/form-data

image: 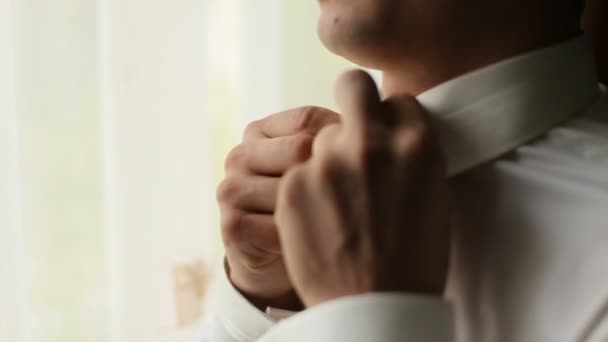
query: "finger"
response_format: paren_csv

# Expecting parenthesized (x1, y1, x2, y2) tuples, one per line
(335, 70, 383, 137)
(246, 133, 314, 176)
(238, 214, 282, 254)
(244, 106, 340, 140)
(275, 165, 309, 234)
(382, 94, 427, 130)
(383, 95, 440, 156)
(312, 123, 341, 158)
(217, 175, 279, 213)
(275, 164, 333, 295)
(221, 209, 281, 254)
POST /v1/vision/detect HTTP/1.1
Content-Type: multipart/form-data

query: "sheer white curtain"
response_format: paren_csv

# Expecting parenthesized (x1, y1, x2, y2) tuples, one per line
(0, 1, 29, 341)
(0, 1, 351, 341)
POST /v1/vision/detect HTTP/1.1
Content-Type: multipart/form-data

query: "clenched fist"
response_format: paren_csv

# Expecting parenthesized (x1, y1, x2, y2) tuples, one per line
(217, 106, 340, 310)
(275, 70, 452, 307)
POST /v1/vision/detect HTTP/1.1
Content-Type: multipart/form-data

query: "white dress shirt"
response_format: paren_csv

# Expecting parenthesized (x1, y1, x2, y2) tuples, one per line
(200, 35, 608, 342)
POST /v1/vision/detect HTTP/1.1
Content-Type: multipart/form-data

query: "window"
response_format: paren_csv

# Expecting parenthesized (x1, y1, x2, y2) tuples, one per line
(0, 1, 351, 341)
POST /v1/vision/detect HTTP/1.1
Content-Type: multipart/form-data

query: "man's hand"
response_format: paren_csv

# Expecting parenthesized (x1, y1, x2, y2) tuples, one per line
(275, 70, 451, 307)
(217, 106, 340, 310)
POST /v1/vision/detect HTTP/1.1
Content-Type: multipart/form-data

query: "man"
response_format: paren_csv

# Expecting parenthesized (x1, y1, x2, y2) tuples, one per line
(204, 0, 608, 341)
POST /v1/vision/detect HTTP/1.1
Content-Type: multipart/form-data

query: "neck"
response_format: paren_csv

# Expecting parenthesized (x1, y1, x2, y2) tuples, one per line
(381, 30, 580, 99)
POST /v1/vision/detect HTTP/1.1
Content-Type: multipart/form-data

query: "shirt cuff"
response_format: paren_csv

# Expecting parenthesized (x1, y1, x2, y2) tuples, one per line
(259, 293, 454, 342)
(211, 260, 276, 341)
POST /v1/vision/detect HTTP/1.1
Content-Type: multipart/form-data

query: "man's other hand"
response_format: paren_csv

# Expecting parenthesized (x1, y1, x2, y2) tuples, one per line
(276, 70, 452, 307)
(217, 106, 340, 310)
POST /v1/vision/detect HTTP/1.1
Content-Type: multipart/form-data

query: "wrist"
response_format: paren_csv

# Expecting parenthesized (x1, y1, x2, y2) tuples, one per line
(237, 286, 303, 312)
(226, 259, 303, 311)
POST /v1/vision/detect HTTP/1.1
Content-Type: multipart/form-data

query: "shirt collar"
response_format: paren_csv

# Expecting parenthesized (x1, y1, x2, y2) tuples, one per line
(416, 36, 601, 175)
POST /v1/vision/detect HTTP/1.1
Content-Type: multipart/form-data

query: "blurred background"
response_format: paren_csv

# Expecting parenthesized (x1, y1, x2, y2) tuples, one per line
(0, 1, 352, 341)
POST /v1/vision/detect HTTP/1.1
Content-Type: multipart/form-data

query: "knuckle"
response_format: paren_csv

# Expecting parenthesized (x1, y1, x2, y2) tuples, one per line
(389, 94, 425, 124)
(216, 176, 242, 204)
(224, 144, 246, 171)
(294, 106, 316, 131)
(397, 94, 421, 110)
(295, 106, 325, 132)
(220, 209, 244, 240)
(399, 125, 432, 153)
(244, 120, 262, 136)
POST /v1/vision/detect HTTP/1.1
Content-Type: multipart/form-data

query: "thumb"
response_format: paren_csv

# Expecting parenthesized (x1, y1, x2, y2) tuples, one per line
(335, 69, 383, 136)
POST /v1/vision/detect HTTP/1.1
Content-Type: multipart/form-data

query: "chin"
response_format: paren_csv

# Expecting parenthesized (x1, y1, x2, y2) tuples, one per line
(316, 1, 402, 69)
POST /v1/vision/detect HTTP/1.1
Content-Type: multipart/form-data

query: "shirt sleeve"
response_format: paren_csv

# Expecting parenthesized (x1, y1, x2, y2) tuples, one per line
(198, 262, 453, 342)
(197, 261, 277, 342)
(258, 293, 454, 342)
